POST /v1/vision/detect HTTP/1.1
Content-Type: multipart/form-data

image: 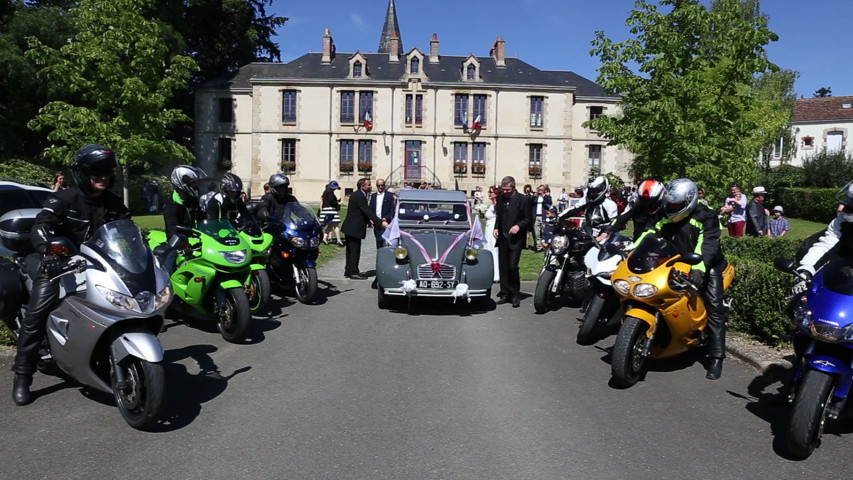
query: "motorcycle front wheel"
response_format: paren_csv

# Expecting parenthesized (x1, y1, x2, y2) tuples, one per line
(293, 266, 318, 304)
(113, 358, 165, 431)
(216, 288, 251, 343)
(577, 293, 606, 345)
(787, 369, 834, 459)
(247, 270, 271, 313)
(611, 316, 649, 388)
(533, 269, 557, 314)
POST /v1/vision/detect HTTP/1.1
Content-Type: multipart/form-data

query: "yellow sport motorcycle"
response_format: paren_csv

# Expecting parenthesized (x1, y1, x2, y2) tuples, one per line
(608, 234, 734, 388)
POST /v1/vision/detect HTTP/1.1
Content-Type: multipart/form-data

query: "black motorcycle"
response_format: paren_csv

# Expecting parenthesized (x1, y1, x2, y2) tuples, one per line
(533, 218, 594, 314)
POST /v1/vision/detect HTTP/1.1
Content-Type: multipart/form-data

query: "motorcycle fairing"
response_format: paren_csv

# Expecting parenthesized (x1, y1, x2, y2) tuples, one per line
(804, 353, 853, 399)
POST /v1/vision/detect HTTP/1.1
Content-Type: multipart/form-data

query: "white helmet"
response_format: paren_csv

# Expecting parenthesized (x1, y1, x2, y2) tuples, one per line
(170, 165, 206, 199)
(662, 178, 699, 223)
(636, 178, 666, 213)
(836, 180, 853, 206)
(586, 176, 609, 204)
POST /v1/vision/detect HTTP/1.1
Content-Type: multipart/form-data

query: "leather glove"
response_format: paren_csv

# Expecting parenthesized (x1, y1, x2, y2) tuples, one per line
(39, 254, 62, 279)
(688, 269, 705, 289)
(792, 270, 812, 295)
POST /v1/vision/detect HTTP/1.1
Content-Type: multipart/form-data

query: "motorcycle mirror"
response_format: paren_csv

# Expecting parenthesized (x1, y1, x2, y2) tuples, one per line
(168, 233, 189, 249)
(604, 242, 622, 256)
(668, 252, 702, 267)
(773, 257, 797, 274)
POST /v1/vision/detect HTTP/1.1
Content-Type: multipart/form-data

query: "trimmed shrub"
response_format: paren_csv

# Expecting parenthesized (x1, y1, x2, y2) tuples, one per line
(773, 187, 837, 224)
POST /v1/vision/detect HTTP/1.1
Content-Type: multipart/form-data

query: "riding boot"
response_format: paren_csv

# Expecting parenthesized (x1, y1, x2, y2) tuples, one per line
(12, 374, 32, 406)
(706, 357, 723, 380)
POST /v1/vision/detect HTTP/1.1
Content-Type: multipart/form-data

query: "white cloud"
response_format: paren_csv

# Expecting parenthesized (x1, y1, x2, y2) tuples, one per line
(350, 13, 366, 31)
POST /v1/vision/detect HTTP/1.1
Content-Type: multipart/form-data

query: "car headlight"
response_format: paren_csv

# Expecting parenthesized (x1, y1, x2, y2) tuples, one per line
(97, 285, 137, 311)
(291, 236, 306, 248)
(154, 284, 172, 310)
(550, 235, 568, 253)
(613, 279, 630, 296)
(465, 246, 478, 261)
(395, 246, 408, 260)
(220, 250, 247, 264)
(633, 283, 658, 298)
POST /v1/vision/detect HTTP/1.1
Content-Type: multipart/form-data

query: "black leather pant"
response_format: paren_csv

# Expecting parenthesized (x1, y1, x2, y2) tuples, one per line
(702, 262, 729, 359)
(12, 275, 59, 376)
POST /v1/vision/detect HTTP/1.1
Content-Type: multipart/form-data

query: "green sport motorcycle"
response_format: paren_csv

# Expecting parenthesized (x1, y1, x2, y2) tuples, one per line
(234, 217, 273, 313)
(148, 219, 266, 343)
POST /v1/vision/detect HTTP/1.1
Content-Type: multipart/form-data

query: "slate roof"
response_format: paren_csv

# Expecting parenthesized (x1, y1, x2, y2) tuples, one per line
(792, 96, 853, 122)
(200, 53, 616, 99)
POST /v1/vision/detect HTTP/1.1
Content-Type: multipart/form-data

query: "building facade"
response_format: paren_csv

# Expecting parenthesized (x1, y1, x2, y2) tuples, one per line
(768, 96, 853, 168)
(195, 5, 631, 200)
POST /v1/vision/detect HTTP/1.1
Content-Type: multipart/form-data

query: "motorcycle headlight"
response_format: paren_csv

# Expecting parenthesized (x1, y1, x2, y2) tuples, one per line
(220, 250, 247, 264)
(395, 246, 409, 260)
(310, 236, 322, 247)
(791, 295, 811, 330)
(465, 246, 478, 261)
(550, 235, 568, 253)
(613, 279, 630, 296)
(154, 284, 172, 310)
(97, 285, 137, 311)
(291, 236, 306, 248)
(633, 283, 658, 298)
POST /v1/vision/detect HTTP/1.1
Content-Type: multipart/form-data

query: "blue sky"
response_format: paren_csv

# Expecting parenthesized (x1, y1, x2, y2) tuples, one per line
(269, 0, 850, 98)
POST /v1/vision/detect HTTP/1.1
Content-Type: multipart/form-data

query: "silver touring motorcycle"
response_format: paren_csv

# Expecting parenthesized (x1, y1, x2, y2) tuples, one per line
(3, 220, 171, 430)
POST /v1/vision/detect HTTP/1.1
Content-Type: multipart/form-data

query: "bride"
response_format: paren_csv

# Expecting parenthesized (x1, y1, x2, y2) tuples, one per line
(484, 186, 499, 282)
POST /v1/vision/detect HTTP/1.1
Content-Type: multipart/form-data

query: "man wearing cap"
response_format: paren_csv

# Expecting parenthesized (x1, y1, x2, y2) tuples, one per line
(768, 205, 790, 238)
(745, 186, 768, 237)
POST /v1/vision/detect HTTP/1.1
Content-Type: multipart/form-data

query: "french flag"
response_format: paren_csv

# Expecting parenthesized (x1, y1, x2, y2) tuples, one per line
(362, 110, 373, 130)
(471, 114, 481, 132)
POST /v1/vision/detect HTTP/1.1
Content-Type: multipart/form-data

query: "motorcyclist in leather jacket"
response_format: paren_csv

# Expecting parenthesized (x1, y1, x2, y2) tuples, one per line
(163, 165, 206, 239)
(599, 178, 666, 240)
(556, 176, 619, 237)
(206, 172, 252, 222)
(632, 178, 728, 380)
(259, 173, 298, 222)
(12, 144, 131, 406)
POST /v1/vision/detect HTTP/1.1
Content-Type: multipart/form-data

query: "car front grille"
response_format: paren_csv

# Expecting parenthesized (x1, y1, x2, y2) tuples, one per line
(417, 263, 456, 280)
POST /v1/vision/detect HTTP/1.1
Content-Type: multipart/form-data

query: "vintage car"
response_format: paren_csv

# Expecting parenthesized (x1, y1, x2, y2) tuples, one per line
(375, 189, 493, 308)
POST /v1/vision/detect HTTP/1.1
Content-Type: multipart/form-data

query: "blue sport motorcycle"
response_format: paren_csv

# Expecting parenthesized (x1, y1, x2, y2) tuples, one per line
(266, 202, 323, 304)
(775, 257, 853, 459)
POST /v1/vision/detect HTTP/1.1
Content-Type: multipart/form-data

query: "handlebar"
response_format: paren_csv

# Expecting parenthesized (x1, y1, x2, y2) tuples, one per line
(670, 269, 699, 293)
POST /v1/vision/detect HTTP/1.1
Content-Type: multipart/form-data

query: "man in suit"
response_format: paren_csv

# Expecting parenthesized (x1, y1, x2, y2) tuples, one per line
(369, 178, 395, 249)
(493, 176, 532, 307)
(341, 178, 387, 279)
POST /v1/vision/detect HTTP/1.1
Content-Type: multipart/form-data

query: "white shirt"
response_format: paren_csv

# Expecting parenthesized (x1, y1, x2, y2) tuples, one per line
(374, 191, 386, 218)
(535, 196, 544, 215)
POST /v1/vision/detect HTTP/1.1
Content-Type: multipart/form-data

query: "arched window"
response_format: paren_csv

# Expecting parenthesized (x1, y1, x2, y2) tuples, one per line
(353, 61, 362, 78)
(466, 64, 476, 81)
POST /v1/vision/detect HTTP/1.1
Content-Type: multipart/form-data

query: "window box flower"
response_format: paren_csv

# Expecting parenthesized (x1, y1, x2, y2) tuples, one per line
(219, 158, 233, 170)
(357, 161, 372, 173)
(453, 161, 467, 175)
(528, 165, 542, 178)
(340, 162, 354, 173)
(471, 163, 486, 176)
(281, 160, 296, 173)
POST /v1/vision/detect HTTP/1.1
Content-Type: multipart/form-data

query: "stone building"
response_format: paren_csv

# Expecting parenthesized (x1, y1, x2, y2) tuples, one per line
(194, 0, 631, 200)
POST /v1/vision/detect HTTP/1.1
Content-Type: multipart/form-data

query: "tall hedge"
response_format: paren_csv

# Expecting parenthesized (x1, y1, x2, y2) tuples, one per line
(773, 187, 837, 224)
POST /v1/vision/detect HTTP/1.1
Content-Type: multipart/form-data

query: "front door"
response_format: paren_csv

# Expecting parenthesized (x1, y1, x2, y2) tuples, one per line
(405, 141, 422, 181)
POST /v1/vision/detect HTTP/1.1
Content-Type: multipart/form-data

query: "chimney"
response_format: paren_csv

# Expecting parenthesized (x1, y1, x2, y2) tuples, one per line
(322, 28, 335, 64)
(429, 33, 439, 62)
(492, 36, 506, 68)
(389, 31, 400, 63)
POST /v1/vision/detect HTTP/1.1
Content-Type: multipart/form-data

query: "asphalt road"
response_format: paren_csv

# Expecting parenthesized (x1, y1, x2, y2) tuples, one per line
(1, 256, 851, 479)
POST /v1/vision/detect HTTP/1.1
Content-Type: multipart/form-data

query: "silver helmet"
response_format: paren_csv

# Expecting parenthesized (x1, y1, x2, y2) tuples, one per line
(170, 165, 206, 199)
(662, 178, 699, 223)
(586, 175, 609, 204)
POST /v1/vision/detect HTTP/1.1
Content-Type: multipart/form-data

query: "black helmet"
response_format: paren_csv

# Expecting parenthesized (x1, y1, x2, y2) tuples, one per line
(220, 173, 243, 200)
(269, 173, 290, 198)
(71, 144, 117, 191)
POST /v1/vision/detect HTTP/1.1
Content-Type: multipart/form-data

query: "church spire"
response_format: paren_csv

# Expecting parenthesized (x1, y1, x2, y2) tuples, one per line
(378, 0, 403, 54)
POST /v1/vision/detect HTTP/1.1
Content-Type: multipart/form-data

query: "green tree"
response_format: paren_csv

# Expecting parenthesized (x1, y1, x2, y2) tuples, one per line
(754, 69, 798, 174)
(587, 0, 781, 199)
(26, 0, 197, 203)
(813, 87, 831, 97)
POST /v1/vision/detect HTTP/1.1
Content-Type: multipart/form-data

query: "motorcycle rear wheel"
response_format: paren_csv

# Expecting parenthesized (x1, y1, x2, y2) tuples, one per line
(577, 293, 606, 345)
(294, 266, 318, 304)
(611, 316, 649, 388)
(787, 370, 834, 459)
(247, 270, 271, 313)
(216, 288, 251, 343)
(533, 269, 557, 314)
(113, 358, 164, 431)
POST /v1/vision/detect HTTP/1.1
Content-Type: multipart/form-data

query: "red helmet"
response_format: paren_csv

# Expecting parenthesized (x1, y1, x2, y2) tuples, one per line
(636, 179, 666, 213)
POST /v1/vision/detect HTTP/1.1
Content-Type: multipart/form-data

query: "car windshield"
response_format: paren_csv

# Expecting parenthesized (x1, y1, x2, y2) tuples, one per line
(627, 234, 680, 274)
(822, 257, 853, 295)
(396, 201, 469, 225)
(85, 220, 149, 274)
(282, 202, 320, 230)
(196, 219, 243, 246)
(0, 189, 50, 216)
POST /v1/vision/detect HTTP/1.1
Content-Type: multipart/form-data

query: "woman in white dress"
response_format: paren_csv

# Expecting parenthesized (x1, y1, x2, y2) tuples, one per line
(484, 186, 500, 282)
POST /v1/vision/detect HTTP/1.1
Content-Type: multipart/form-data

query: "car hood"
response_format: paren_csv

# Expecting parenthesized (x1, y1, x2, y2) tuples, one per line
(401, 229, 470, 263)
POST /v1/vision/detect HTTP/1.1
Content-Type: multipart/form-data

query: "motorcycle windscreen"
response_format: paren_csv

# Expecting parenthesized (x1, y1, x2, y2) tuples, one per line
(84, 220, 156, 293)
(196, 219, 242, 246)
(627, 234, 680, 274)
(821, 256, 853, 295)
(282, 202, 321, 230)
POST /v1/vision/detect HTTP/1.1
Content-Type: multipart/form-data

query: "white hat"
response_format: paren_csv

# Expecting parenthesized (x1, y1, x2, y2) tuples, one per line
(772, 205, 784, 213)
(752, 186, 767, 194)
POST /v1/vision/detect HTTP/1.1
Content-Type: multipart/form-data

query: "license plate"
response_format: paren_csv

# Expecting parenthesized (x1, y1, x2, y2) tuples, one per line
(417, 280, 458, 289)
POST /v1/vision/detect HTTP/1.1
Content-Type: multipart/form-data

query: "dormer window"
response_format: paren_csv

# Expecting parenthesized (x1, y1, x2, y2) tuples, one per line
(466, 64, 476, 81)
(410, 57, 419, 74)
(353, 61, 363, 78)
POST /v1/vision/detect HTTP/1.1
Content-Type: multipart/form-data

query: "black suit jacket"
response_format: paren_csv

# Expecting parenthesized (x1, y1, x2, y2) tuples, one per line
(369, 191, 395, 223)
(341, 189, 382, 239)
(495, 191, 532, 250)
